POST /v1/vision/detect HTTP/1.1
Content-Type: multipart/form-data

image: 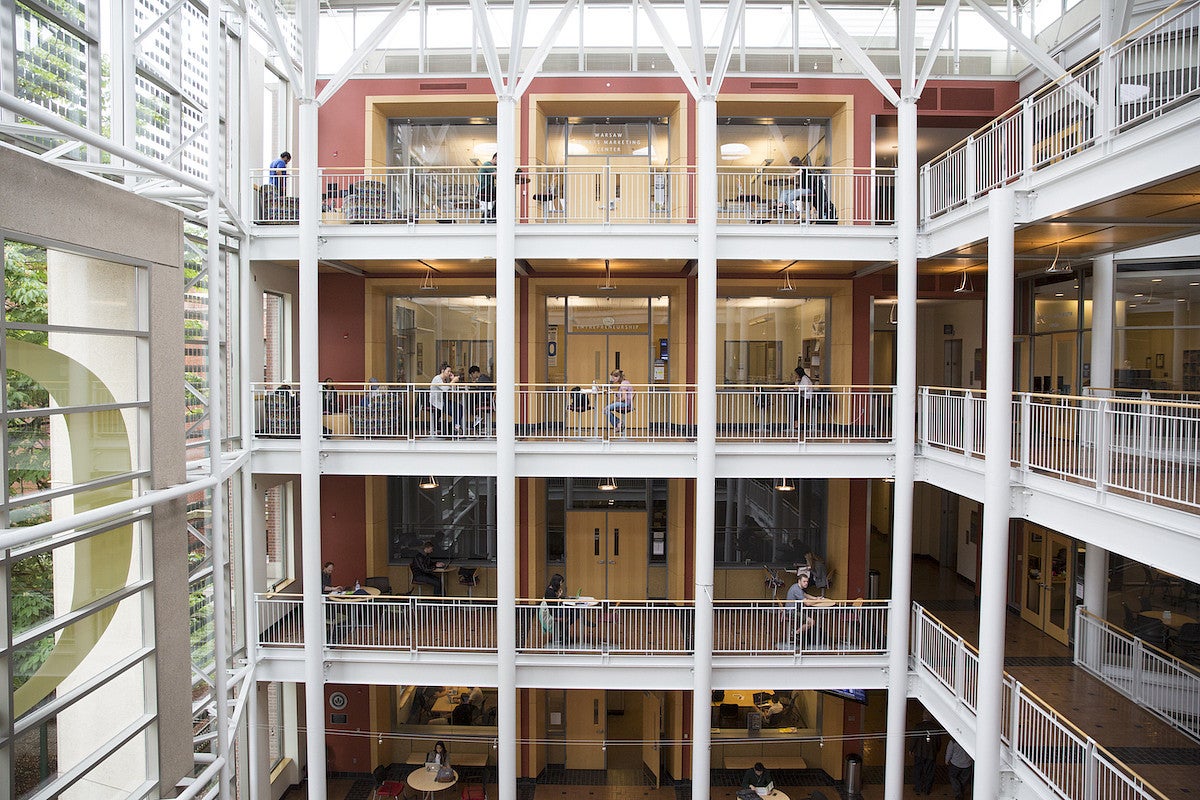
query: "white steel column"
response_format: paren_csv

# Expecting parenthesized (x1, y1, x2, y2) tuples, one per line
(495, 95, 517, 800)
(205, 0, 231, 794)
(1085, 253, 1114, 615)
(883, 97, 918, 800)
(975, 187, 1016, 800)
(691, 94, 717, 800)
(297, 0, 325, 794)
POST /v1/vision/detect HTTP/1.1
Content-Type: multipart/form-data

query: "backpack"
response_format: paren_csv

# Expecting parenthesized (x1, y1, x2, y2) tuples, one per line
(568, 387, 591, 411)
(538, 600, 555, 632)
(807, 556, 829, 590)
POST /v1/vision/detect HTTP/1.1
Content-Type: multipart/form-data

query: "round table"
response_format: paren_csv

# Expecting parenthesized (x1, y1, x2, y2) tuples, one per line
(1140, 609, 1198, 629)
(762, 791, 789, 800)
(408, 767, 458, 800)
(328, 586, 382, 602)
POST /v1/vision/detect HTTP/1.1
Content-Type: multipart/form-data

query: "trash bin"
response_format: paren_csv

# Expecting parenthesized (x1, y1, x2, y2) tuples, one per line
(844, 753, 863, 797)
(868, 569, 881, 600)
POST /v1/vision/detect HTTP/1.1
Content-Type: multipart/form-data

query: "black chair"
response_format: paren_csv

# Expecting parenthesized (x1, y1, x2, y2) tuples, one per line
(458, 567, 479, 597)
(718, 703, 739, 727)
(1132, 617, 1170, 650)
(1172, 623, 1200, 662)
(364, 576, 393, 595)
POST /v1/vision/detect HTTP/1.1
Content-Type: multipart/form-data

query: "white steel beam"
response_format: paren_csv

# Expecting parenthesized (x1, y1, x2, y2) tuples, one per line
(685, 0, 707, 85)
(916, 0, 959, 98)
(636, 0, 701, 99)
(468, 0, 506, 95)
(883, 97, 917, 800)
(258, 0, 304, 97)
(316, 0, 416, 106)
(975, 186, 1015, 800)
(961, 0, 1091, 107)
(0, 91, 214, 194)
(806, 0, 901, 106)
(708, 0, 746, 94)
(692, 93, 718, 800)
(133, 0, 188, 47)
(507, 0, 530, 91)
(512, 0, 579, 99)
(495, 96, 518, 800)
(898, 0, 916, 97)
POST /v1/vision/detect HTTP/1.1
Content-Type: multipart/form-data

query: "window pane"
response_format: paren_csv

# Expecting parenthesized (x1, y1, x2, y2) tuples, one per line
(15, 3, 88, 126)
(8, 410, 139, 500)
(7, 332, 144, 409)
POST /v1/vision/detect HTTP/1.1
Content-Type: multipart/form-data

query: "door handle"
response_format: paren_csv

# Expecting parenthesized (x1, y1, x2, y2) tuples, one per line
(608, 560, 616, 565)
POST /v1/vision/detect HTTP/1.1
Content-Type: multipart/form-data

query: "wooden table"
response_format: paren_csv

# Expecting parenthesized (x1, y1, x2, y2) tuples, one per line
(327, 586, 381, 640)
(1140, 610, 1198, 629)
(712, 691, 770, 709)
(432, 566, 456, 595)
(327, 586, 381, 602)
(723, 755, 806, 771)
(431, 687, 471, 716)
(408, 767, 457, 800)
(406, 753, 488, 768)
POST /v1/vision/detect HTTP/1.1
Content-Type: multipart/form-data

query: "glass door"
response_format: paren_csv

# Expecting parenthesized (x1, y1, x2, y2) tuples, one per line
(1019, 527, 1073, 645)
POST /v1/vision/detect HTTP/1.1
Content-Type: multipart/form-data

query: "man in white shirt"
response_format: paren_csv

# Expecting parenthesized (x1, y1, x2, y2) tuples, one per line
(429, 363, 463, 434)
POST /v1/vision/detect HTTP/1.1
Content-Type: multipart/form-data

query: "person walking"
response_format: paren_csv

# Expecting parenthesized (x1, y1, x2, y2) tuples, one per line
(946, 738, 974, 799)
(910, 714, 942, 795)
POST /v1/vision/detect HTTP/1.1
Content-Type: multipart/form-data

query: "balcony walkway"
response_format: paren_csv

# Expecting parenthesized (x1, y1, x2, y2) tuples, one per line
(905, 559, 1200, 800)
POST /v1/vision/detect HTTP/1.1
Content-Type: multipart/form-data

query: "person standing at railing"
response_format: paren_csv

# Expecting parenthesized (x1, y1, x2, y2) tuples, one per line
(429, 363, 463, 435)
(793, 366, 814, 431)
(604, 369, 633, 434)
(467, 365, 493, 432)
(478, 153, 497, 223)
(269, 151, 291, 192)
(945, 738, 974, 799)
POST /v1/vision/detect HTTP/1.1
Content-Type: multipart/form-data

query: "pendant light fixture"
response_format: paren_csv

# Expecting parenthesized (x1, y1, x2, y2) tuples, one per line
(419, 475, 439, 489)
(599, 259, 616, 291)
(598, 477, 618, 491)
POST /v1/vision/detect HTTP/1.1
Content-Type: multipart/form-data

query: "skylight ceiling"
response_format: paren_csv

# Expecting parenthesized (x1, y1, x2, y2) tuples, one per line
(316, 0, 1041, 79)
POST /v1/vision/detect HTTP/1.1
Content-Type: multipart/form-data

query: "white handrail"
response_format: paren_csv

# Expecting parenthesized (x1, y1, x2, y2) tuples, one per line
(919, 387, 1200, 512)
(922, 0, 1200, 220)
(1074, 606, 1200, 743)
(912, 602, 1168, 800)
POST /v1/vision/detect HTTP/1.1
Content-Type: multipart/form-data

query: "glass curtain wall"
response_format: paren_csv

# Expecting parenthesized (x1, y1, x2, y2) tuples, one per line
(717, 297, 831, 385)
(1114, 263, 1200, 392)
(716, 118, 831, 170)
(546, 296, 670, 385)
(387, 295, 496, 384)
(2, 237, 155, 796)
(388, 476, 496, 564)
(389, 119, 499, 168)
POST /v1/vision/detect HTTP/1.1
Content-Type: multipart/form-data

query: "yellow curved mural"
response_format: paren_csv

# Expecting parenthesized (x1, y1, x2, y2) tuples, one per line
(8, 337, 135, 718)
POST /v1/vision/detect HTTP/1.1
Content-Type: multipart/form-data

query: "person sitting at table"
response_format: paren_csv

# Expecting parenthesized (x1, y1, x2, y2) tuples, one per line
(426, 740, 450, 767)
(786, 569, 822, 642)
(777, 156, 810, 219)
(411, 541, 446, 596)
(321, 561, 344, 594)
(542, 573, 568, 643)
(741, 762, 774, 792)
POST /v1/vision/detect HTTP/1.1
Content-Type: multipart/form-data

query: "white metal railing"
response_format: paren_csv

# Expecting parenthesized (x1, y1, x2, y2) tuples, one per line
(515, 383, 695, 441)
(922, 0, 1200, 219)
(716, 385, 894, 443)
(716, 166, 895, 225)
(252, 382, 497, 440)
(918, 388, 1200, 512)
(250, 163, 899, 226)
(1074, 607, 1200, 742)
(713, 600, 890, 655)
(912, 603, 1168, 800)
(255, 594, 891, 657)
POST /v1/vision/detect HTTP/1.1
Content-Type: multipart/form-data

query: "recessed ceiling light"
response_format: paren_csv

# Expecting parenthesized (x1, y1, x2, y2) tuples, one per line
(1191, 282, 1199, 286)
(1135, 293, 1144, 297)
(1055, 292, 1064, 297)
(1129, 303, 1138, 308)
(1152, 278, 1163, 282)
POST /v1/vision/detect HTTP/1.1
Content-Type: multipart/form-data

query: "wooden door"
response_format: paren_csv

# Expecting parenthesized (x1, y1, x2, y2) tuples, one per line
(606, 511, 647, 601)
(566, 510, 647, 600)
(642, 691, 663, 788)
(609, 335, 650, 384)
(566, 334, 608, 388)
(567, 511, 610, 599)
(565, 690, 606, 769)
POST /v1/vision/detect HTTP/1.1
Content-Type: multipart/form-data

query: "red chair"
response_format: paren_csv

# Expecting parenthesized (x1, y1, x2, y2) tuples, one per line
(461, 784, 486, 800)
(374, 780, 405, 799)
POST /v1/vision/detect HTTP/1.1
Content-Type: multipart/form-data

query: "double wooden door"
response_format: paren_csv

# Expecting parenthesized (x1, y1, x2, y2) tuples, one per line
(565, 510, 648, 600)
